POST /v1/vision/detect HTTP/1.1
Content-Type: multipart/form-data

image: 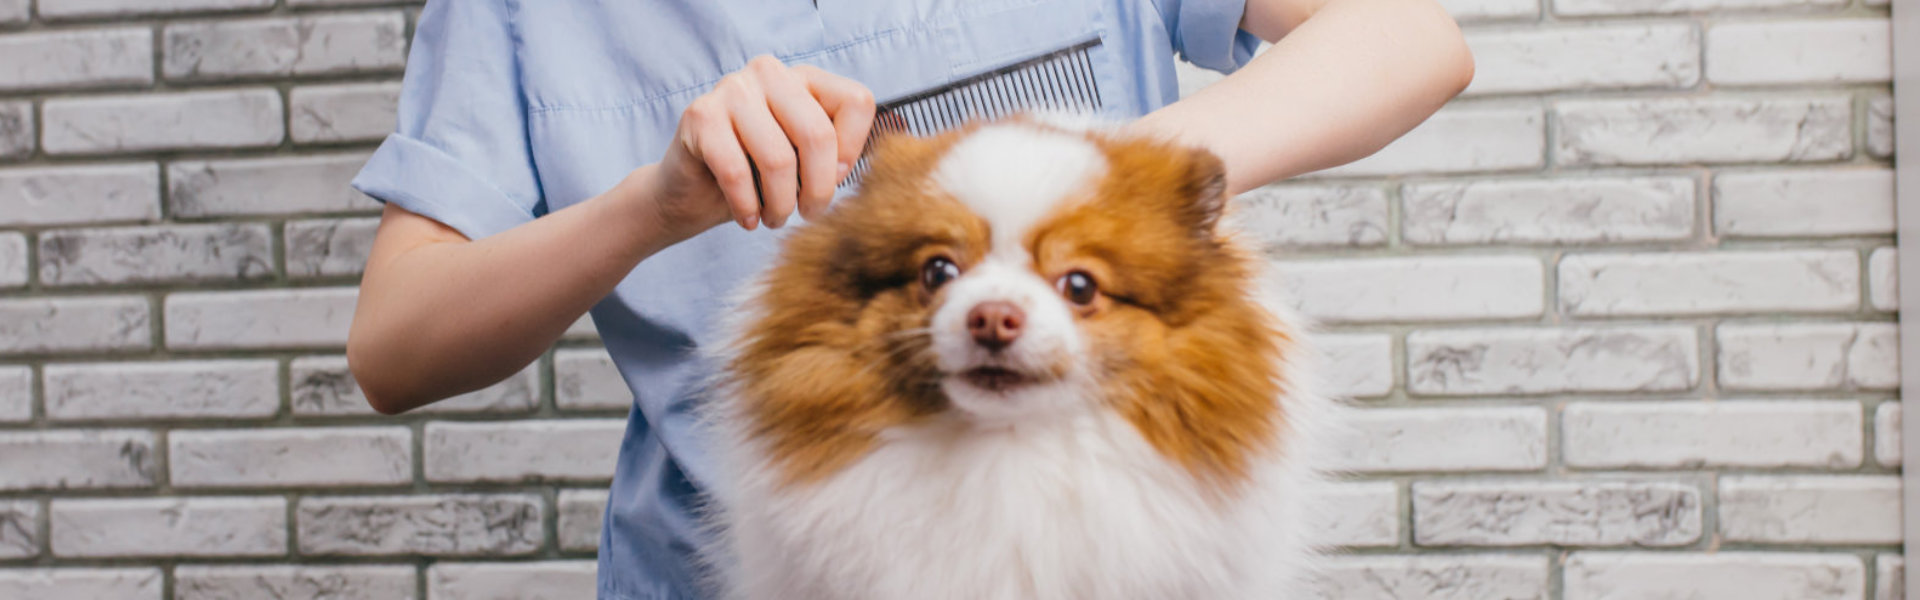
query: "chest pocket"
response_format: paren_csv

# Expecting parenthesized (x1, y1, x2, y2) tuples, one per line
(936, 0, 1109, 81)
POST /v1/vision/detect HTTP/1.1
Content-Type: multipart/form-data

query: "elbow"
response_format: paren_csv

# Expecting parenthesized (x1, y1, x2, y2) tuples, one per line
(1428, 4, 1476, 99)
(346, 331, 421, 416)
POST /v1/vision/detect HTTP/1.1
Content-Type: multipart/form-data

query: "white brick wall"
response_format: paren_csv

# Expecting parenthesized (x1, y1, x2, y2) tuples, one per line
(0, 2, 1899, 598)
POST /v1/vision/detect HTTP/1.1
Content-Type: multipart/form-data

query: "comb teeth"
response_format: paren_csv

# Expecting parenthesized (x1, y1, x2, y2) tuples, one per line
(842, 38, 1105, 187)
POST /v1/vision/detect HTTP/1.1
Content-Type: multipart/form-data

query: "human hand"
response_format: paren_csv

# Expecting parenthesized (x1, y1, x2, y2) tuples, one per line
(648, 55, 876, 235)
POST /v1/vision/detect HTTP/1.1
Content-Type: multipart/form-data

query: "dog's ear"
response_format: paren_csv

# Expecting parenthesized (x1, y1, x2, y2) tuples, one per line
(1178, 146, 1229, 234)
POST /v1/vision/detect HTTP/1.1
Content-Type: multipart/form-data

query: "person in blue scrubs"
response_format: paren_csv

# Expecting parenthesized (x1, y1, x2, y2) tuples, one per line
(346, 1, 1473, 598)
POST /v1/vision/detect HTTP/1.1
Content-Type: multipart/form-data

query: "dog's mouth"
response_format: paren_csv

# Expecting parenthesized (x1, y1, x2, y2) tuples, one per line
(959, 366, 1039, 393)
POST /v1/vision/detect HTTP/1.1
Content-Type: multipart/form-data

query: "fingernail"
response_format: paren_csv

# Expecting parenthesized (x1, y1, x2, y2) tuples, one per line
(743, 215, 758, 230)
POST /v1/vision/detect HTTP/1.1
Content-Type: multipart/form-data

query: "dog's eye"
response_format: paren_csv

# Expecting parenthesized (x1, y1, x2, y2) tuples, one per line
(1057, 271, 1098, 305)
(921, 256, 960, 291)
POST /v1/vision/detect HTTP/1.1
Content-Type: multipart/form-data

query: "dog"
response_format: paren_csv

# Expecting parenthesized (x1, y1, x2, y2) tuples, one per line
(700, 115, 1332, 600)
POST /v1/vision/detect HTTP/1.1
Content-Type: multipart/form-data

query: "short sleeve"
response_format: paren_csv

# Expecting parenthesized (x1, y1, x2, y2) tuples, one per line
(351, 0, 542, 241)
(1152, 0, 1263, 74)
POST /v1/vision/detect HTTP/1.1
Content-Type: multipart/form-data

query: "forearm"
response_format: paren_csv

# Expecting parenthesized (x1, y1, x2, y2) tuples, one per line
(1134, 0, 1473, 194)
(348, 165, 680, 413)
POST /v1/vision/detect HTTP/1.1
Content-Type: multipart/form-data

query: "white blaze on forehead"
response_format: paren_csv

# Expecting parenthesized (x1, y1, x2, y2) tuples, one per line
(932, 124, 1107, 261)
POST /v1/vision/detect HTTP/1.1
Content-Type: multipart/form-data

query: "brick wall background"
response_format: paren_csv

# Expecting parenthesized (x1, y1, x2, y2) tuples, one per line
(0, 0, 1900, 598)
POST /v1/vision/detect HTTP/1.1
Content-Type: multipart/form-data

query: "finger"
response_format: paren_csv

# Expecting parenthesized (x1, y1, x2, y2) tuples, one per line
(757, 63, 838, 218)
(795, 65, 877, 179)
(694, 117, 761, 231)
(727, 88, 799, 229)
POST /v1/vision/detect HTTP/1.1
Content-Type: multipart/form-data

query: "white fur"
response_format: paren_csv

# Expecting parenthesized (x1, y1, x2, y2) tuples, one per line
(701, 122, 1336, 600)
(932, 123, 1106, 264)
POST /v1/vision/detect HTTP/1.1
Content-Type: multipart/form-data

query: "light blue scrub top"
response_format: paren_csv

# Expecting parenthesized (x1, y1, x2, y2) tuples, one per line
(353, 1, 1258, 598)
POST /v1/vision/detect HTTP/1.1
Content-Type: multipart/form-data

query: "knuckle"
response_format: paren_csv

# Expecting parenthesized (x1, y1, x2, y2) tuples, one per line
(748, 54, 785, 72)
(759, 152, 795, 173)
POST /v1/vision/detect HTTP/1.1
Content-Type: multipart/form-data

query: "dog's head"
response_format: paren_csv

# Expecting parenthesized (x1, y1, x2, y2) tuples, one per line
(724, 117, 1290, 487)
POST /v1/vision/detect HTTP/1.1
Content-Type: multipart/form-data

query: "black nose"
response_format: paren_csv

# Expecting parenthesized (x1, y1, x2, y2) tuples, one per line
(967, 301, 1024, 351)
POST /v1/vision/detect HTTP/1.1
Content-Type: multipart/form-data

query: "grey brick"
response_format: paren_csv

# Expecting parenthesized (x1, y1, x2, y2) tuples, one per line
(1718, 323, 1899, 391)
(0, 365, 27, 422)
(1564, 401, 1863, 469)
(1719, 476, 1901, 544)
(296, 494, 544, 556)
(557, 489, 607, 553)
(1868, 94, 1893, 159)
(0, 296, 152, 354)
(1564, 552, 1862, 600)
(1413, 479, 1702, 547)
(554, 348, 629, 411)
(291, 356, 541, 416)
(1555, 96, 1852, 166)
(1330, 407, 1548, 473)
(1870, 247, 1897, 312)
(0, 0, 23, 24)
(291, 82, 401, 144)
(1464, 23, 1698, 96)
(1320, 333, 1395, 399)
(1402, 176, 1694, 245)
(1560, 250, 1859, 317)
(165, 288, 357, 350)
(1880, 555, 1904, 600)
(428, 562, 597, 600)
(1554, 0, 1841, 15)
(0, 232, 23, 288)
(0, 500, 38, 558)
(1309, 482, 1399, 548)
(1876, 403, 1900, 468)
(425, 420, 625, 483)
(0, 430, 157, 490)
(169, 153, 379, 217)
(43, 89, 284, 155)
(44, 360, 278, 421)
(1230, 184, 1389, 248)
(0, 163, 161, 226)
(1714, 169, 1894, 238)
(0, 101, 29, 159)
(38, 223, 274, 286)
(1314, 105, 1544, 177)
(1407, 326, 1698, 396)
(0, 568, 163, 600)
(51, 496, 285, 558)
(39, 0, 273, 19)
(287, 217, 378, 279)
(1308, 555, 1549, 600)
(171, 427, 411, 488)
(0, 28, 153, 92)
(1272, 256, 1544, 323)
(175, 565, 417, 600)
(164, 13, 406, 80)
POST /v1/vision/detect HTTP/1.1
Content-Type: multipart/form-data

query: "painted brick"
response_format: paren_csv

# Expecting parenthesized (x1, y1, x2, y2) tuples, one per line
(1308, 555, 1549, 600)
(1871, 247, 1897, 311)
(1553, 0, 1843, 15)
(289, 0, 424, 5)
(1560, 250, 1859, 316)
(0, 500, 38, 558)
(296, 494, 544, 556)
(1876, 403, 1901, 468)
(0, 365, 27, 422)
(0, 430, 156, 490)
(291, 82, 401, 144)
(1439, 0, 1537, 21)
(43, 89, 284, 154)
(425, 420, 626, 483)
(1707, 20, 1890, 85)
(0, 163, 160, 226)
(1563, 401, 1863, 469)
(291, 355, 541, 415)
(0, 232, 22, 288)
(0, 28, 153, 91)
(1271, 256, 1543, 323)
(287, 217, 378, 279)
(175, 565, 417, 600)
(165, 13, 406, 80)
(44, 359, 278, 421)
(427, 562, 598, 600)
(1310, 482, 1400, 548)
(1554, 96, 1852, 166)
(0, 296, 152, 354)
(169, 153, 379, 217)
(1718, 323, 1899, 391)
(0, 101, 26, 160)
(1714, 169, 1893, 237)
(39, 0, 272, 19)
(1719, 476, 1901, 544)
(1412, 479, 1702, 547)
(1465, 23, 1698, 96)
(565, 313, 601, 341)
(50, 496, 285, 557)
(170, 427, 412, 488)
(557, 489, 608, 553)
(165, 288, 357, 350)
(554, 348, 630, 411)
(1230, 184, 1390, 248)
(0, 569, 162, 600)
(1564, 553, 1863, 600)
(1328, 407, 1548, 472)
(1407, 326, 1698, 396)
(1869, 94, 1894, 159)
(0, 0, 21, 23)
(1320, 333, 1395, 399)
(38, 223, 274, 286)
(1403, 176, 1694, 245)
(1880, 555, 1904, 600)
(1311, 105, 1544, 177)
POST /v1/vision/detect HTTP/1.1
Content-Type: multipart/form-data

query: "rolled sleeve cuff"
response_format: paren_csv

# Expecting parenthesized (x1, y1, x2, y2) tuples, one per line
(1178, 0, 1262, 74)
(352, 133, 538, 241)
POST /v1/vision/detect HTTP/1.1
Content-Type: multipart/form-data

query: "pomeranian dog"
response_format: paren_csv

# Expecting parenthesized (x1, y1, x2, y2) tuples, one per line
(701, 115, 1331, 600)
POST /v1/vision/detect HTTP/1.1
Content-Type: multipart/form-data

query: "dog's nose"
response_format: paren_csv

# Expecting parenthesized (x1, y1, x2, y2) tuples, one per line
(967, 301, 1025, 351)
